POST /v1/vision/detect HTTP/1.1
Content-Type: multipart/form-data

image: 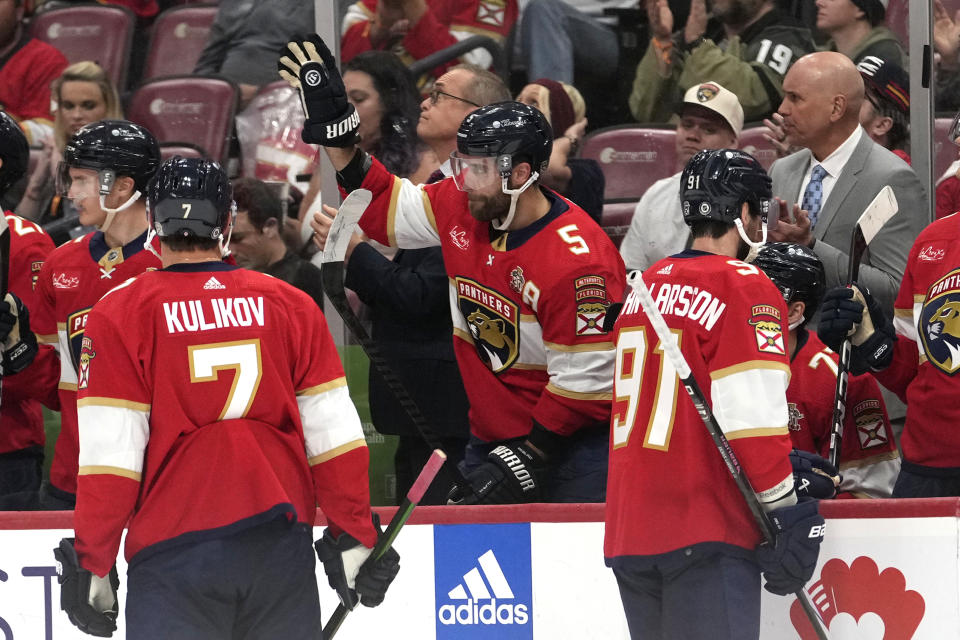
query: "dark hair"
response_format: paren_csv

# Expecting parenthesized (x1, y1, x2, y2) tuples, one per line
(343, 51, 423, 177)
(232, 177, 282, 231)
(161, 236, 219, 252)
(866, 86, 910, 151)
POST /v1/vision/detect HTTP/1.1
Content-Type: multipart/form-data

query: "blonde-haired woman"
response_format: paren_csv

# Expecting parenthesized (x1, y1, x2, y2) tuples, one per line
(17, 61, 122, 242)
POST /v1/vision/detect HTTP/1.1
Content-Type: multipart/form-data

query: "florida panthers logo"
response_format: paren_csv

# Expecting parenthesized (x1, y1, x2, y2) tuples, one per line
(77, 337, 96, 390)
(919, 268, 960, 375)
(456, 277, 519, 373)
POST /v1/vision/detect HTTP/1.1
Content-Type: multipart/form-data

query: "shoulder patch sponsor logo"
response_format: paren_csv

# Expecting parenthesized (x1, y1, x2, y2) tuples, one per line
(456, 277, 519, 373)
(749, 305, 785, 355)
(77, 336, 95, 390)
(203, 276, 226, 290)
(53, 272, 80, 289)
(450, 225, 469, 251)
(852, 399, 888, 449)
(434, 523, 532, 639)
(918, 244, 946, 262)
(920, 268, 960, 375)
(575, 275, 610, 335)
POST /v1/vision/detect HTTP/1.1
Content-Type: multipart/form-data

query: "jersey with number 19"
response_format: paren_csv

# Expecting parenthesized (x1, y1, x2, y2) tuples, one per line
(605, 251, 795, 560)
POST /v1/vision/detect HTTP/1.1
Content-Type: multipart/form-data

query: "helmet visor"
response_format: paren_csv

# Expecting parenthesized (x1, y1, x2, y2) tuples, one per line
(450, 152, 500, 192)
(55, 162, 107, 200)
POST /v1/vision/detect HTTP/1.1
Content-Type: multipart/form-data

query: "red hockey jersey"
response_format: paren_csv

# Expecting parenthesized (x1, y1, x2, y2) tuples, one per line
(74, 262, 374, 576)
(787, 330, 899, 497)
(356, 159, 625, 442)
(605, 251, 794, 559)
(874, 214, 960, 469)
(0, 213, 59, 454)
(0, 36, 67, 126)
(32, 230, 161, 494)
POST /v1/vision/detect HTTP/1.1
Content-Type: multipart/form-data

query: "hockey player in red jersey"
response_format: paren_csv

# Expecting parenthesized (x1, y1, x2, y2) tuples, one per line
(29, 120, 163, 509)
(606, 149, 824, 639)
(55, 157, 399, 638)
(279, 35, 625, 503)
(754, 242, 900, 498)
(0, 112, 59, 502)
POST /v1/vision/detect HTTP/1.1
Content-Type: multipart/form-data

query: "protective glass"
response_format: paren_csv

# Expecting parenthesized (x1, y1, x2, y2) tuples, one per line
(449, 152, 501, 192)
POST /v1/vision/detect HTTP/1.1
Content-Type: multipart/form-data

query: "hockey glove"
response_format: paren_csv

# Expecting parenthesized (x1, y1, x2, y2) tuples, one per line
(315, 513, 400, 610)
(789, 449, 841, 500)
(0, 292, 38, 374)
(53, 538, 119, 638)
(817, 284, 895, 375)
(448, 441, 546, 505)
(277, 34, 360, 147)
(756, 499, 825, 596)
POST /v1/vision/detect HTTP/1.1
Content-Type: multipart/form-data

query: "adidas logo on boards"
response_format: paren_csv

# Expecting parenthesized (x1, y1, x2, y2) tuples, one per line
(203, 276, 226, 290)
(438, 550, 529, 626)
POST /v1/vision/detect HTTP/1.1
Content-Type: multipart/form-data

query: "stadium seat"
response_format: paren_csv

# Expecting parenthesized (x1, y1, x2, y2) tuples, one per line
(579, 125, 677, 202)
(143, 4, 218, 80)
(935, 117, 959, 180)
(29, 4, 135, 89)
(738, 125, 779, 170)
(599, 201, 636, 249)
(159, 143, 208, 162)
(126, 76, 239, 164)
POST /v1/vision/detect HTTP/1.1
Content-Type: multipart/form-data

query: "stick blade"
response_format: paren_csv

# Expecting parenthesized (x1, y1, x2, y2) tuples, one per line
(856, 185, 898, 246)
(321, 188, 372, 264)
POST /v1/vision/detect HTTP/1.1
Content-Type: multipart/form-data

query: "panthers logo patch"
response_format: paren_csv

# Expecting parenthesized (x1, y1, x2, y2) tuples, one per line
(78, 336, 95, 390)
(456, 277, 518, 373)
(920, 268, 960, 375)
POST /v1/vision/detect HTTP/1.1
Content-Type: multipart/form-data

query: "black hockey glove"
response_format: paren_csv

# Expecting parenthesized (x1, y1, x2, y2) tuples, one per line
(756, 499, 825, 596)
(277, 34, 360, 147)
(53, 538, 119, 638)
(789, 449, 840, 500)
(0, 292, 38, 374)
(315, 513, 400, 610)
(448, 441, 546, 505)
(817, 284, 895, 375)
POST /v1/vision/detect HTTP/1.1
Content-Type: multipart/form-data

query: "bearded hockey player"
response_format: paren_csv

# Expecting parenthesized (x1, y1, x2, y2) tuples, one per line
(56, 157, 398, 638)
(606, 149, 824, 639)
(279, 34, 625, 503)
(754, 242, 899, 498)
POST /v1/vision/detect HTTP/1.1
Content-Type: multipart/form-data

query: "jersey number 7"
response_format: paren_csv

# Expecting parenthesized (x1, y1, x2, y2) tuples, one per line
(188, 339, 263, 420)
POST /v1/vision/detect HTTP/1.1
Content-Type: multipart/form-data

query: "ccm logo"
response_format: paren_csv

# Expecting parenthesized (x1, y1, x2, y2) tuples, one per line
(809, 524, 826, 538)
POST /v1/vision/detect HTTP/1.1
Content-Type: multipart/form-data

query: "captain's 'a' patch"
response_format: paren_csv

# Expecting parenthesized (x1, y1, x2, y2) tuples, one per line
(574, 275, 610, 336)
(748, 304, 785, 355)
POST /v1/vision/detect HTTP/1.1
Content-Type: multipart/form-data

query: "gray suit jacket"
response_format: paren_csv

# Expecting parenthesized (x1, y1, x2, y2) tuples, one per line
(769, 132, 928, 314)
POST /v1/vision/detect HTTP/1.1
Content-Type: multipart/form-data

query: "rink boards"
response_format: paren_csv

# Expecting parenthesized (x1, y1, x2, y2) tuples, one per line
(0, 499, 956, 639)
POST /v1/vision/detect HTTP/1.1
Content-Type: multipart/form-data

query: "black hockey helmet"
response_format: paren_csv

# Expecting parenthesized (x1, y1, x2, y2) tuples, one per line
(680, 149, 772, 226)
(754, 242, 826, 324)
(147, 156, 234, 239)
(0, 111, 28, 194)
(62, 120, 160, 194)
(456, 101, 553, 176)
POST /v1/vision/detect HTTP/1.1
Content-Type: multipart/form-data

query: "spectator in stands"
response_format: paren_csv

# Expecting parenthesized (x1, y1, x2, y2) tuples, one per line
(816, 0, 905, 66)
(340, 0, 518, 86)
(16, 61, 122, 243)
(857, 55, 910, 164)
(516, 78, 603, 223)
(933, 0, 960, 112)
(620, 81, 743, 271)
(230, 177, 325, 310)
(0, 0, 68, 144)
(630, 0, 815, 124)
(194, 0, 314, 107)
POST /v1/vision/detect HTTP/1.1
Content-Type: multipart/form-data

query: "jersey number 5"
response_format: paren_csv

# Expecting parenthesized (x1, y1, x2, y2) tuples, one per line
(188, 339, 263, 420)
(613, 326, 682, 450)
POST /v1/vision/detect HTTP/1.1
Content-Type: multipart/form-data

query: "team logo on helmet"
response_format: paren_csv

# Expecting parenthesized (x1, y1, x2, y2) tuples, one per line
(852, 399, 888, 449)
(919, 268, 960, 375)
(456, 277, 519, 373)
(748, 304, 784, 355)
(78, 337, 96, 390)
(575, 275, 610, 336)
(697, 83, 720, 102)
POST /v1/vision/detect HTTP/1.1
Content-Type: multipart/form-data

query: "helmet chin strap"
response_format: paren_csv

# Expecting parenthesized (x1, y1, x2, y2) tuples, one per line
(735, 218, 767, 263)
(492, 172, 539, 231)
(789, 317, 804, 331)
(143, 227, 162, 261)
(97, 190, 141, 235)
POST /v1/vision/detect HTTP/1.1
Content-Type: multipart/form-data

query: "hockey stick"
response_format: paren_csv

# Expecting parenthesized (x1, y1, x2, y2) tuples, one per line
(322, 449, 447, 639)
(319, 190, 468, 487)
(827, 186, 898, 469)
(0, 213, 9, 403)
(629, 270, 830, 640)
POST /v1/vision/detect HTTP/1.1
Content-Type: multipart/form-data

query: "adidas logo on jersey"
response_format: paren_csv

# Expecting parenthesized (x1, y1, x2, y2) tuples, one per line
(203, 276, 226, 290)
(656, 263, 673, 275)
(438, 550, 529, 626)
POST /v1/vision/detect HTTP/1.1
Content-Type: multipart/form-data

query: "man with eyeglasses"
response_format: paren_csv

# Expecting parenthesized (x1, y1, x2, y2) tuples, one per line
(284, 35, 625, 504)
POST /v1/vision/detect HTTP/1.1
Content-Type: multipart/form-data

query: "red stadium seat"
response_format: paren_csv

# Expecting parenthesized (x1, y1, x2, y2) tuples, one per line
(935, 117, 959, 180)
(143, 4, 218, 80)
(738, 125, 779, 170)
(29, 4, 135, 89)
(599, 201, 636, 249)
(126, 76, 239, 164)
(579, 125, 677, 202)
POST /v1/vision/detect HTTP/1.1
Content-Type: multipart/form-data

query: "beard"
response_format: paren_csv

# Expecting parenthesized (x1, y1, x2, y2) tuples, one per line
(467, 190, 512, 223)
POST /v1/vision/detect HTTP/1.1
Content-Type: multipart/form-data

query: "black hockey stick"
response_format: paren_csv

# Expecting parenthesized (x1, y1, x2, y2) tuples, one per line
(318, 189, 468, 487)
(827, 186, 898, 469)
(323, 449, 447, 639)
(630, 270, 830, 640)
(0, 213, 9, 404)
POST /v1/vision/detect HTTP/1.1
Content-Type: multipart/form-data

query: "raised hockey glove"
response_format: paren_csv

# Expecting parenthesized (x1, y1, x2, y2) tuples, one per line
(277, 34, 360, 147)
(53, 538, 119, 638)
(817, 284, 895, 375)
(448, 441, 546, 505)
(315, 513, 400, 610)
(756, 499, 825, 596)
(0, 292, 38, 374)
(789, 449, 841, 500)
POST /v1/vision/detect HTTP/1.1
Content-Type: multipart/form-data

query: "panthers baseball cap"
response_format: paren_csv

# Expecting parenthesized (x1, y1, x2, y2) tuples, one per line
(680, 81, 744, 138)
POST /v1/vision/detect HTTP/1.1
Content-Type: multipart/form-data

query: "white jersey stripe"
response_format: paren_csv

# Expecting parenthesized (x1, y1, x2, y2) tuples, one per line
(77, 404, 150, 473)
(710, 367, 789, 438)
(298, 384, 365, 461)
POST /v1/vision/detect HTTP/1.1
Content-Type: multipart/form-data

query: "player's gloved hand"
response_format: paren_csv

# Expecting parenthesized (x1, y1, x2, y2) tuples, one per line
(756, 499, 825, 596)
(789, 449, 841, 500)
(447, 440, 546, 505)
(0, 292, 38, 374)
(315, 513, 400, 610)
(53, 538, 119, 638)
(277, 34, 360, 147)
(817, 284, 895, 375)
